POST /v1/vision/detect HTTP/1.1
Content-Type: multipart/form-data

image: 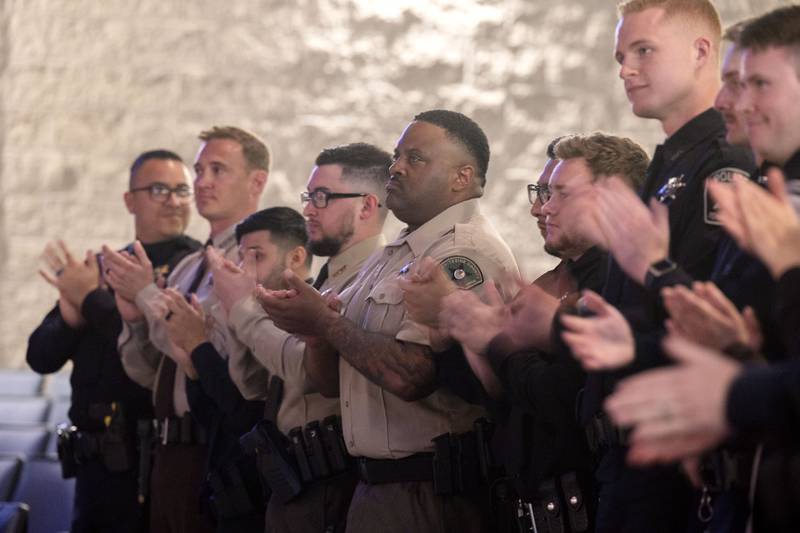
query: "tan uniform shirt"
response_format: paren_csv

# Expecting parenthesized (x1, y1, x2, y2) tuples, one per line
(225, 234, 386, 434)
(118, 225, 239, 416)
(337, 199, 519, 459)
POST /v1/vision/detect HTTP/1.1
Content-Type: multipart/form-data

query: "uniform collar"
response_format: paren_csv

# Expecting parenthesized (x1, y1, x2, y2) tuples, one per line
(209, 223, 239, 252)
(658, 108, 725, 164)
(391, 198, 481, 257)
(327, 233, 387, 280)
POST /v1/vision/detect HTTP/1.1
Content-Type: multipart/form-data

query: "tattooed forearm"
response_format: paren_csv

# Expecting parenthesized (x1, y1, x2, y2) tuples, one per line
(323, 314, 436, 401)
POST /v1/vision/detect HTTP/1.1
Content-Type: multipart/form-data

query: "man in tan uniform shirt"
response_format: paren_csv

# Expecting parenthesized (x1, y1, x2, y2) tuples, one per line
(258, 110, 519, 533)
(212, 143, 393, 533)
(107, 126, 269, 533)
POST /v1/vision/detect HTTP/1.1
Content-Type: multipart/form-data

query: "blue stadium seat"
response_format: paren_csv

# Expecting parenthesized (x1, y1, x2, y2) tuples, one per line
(0, 398, 50, 426)
(0, 427, 49, 456)
(44, 372, 71, 399)
(0, 501, 28, 533)
(47, 399, 70, 426)
(11, 456, 73, 533)
(0, 453, 24, 500)
(0, 370, 42, 396)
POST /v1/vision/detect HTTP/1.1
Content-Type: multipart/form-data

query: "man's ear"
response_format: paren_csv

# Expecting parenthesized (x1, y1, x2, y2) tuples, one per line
(693, 36, 712, 68)
(452, 164, 476, 192)
(249, 170, 268, 198)
(359, 194, 381, 220)
(287, 244, 308, 272)
(123, 191, 135, 214)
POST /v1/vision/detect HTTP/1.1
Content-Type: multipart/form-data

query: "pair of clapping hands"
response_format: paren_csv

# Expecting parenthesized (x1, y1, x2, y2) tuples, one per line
(566, 167, 800, 470)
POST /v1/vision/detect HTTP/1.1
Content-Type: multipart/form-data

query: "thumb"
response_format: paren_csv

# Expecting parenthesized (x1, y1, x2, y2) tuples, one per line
(85, 250, 98, 272)
(206, 246, 222, 270)
(133, 240, 151, 267)
(578, 290, 610, 316)
(662, 333, 719, 366)
(190, 294, 204, 316)
(283, 269, 310, 293)
(765, 166, 790, 204)
(484, 280, 504, 307)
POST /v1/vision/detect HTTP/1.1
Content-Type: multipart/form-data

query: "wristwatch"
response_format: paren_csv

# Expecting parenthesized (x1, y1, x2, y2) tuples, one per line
(644, 258, 677, 289)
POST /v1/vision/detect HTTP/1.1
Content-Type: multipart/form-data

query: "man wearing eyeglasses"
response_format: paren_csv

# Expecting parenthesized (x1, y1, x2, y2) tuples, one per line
(26, 150, 201, 533)
(209, 142, 391, 533)
(109, 127, 269, 533)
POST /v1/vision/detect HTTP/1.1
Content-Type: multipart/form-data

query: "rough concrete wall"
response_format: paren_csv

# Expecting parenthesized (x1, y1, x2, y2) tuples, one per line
(0, 0, 790, 367)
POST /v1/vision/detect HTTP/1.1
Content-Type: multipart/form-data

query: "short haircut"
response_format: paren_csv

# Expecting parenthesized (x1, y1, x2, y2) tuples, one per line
(618, 0, 722, 51)
(315, 142, 392, 198)
(554, 133, 650, 190)
(198, 126, 271, 172)
(129, 149, 184, 188)
(739, 6, 800, 68)
(723, 19, 751, 46)
(546, 136, 565, 160)
(235, 207, 310, 266)
(413, 109, 490, 187)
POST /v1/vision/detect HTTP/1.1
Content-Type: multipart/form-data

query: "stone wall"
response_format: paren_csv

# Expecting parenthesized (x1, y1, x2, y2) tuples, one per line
(0, 0, 789, 366)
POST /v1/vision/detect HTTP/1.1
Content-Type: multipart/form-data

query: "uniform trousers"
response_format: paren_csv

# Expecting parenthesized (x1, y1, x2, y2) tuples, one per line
(595, 449, 691, 533)
(72, 459, 145, 533)
(149, 444, 214, 533)
(264, 470, 357, 533)
(345, 480, 484, 533)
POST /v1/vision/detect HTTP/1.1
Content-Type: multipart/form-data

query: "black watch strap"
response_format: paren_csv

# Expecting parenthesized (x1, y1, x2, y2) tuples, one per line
(644, 258, 677, 289)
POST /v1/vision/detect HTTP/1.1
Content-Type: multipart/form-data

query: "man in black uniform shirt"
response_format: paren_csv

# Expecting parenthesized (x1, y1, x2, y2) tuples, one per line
(419, 133, 648, 533)
(576, 1, 755, 532)
(597, 8, 800, 532)
(27, 150, 201, 533)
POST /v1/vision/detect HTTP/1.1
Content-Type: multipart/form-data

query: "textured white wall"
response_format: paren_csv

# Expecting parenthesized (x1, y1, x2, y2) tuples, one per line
(0, 0, 790, 366)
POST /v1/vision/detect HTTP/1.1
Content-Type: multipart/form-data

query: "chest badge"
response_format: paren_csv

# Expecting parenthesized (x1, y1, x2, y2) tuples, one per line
(656, 174, 686, 204)
(440, 256, 483, 290)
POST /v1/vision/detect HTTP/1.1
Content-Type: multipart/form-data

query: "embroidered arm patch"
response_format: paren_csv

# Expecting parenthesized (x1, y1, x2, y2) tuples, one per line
(440, 256, 484, 290)
(704, 167, 751, 225)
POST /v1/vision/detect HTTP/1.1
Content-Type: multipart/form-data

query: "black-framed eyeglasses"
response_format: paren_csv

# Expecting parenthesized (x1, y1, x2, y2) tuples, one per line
(527, 183, 551, 205)
(301, 188, 379, 209)
(130, 183, 193, 204)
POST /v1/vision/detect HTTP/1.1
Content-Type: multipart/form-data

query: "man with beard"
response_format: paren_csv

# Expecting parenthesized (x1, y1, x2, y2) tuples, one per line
(214, 143, 391, 533)
(27, 150, 201, 532)
(257, 110, 519, 533)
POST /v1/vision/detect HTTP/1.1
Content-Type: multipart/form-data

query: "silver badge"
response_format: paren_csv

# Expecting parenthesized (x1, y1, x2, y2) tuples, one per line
(656, 175, 687, 204)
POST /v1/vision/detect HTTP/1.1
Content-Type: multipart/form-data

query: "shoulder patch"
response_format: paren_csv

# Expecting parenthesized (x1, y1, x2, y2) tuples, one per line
(704, 167, 751, 225)
(440, 256, 484, 290)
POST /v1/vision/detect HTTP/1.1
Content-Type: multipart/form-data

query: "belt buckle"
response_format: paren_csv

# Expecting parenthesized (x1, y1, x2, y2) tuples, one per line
(160, 418, 169, 446)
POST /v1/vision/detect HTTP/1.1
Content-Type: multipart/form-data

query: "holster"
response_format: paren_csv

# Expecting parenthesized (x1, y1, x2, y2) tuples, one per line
(55, 423, 78, 479)
(516, 473, 590, 533)
(241, 419, 303, 503)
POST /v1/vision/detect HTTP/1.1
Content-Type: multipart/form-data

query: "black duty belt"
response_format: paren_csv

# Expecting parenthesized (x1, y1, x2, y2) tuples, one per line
(155, 415, 208, 446)
(356, 453, 435, 485)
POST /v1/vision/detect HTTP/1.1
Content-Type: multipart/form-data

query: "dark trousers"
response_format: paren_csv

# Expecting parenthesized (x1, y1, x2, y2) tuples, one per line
(595, 449, 691, 533)
(265, 471, 357, 533)
(345, 480, 484, 533)
(71, 459, 145, 533)
(149, 444, 214, 533)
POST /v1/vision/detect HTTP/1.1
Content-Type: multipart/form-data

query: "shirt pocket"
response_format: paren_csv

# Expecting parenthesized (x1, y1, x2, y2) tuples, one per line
(363, 277, 406, 337)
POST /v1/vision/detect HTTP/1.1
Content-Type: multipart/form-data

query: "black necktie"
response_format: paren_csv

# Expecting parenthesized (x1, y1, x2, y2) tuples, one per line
(312, 262, 329, 290)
